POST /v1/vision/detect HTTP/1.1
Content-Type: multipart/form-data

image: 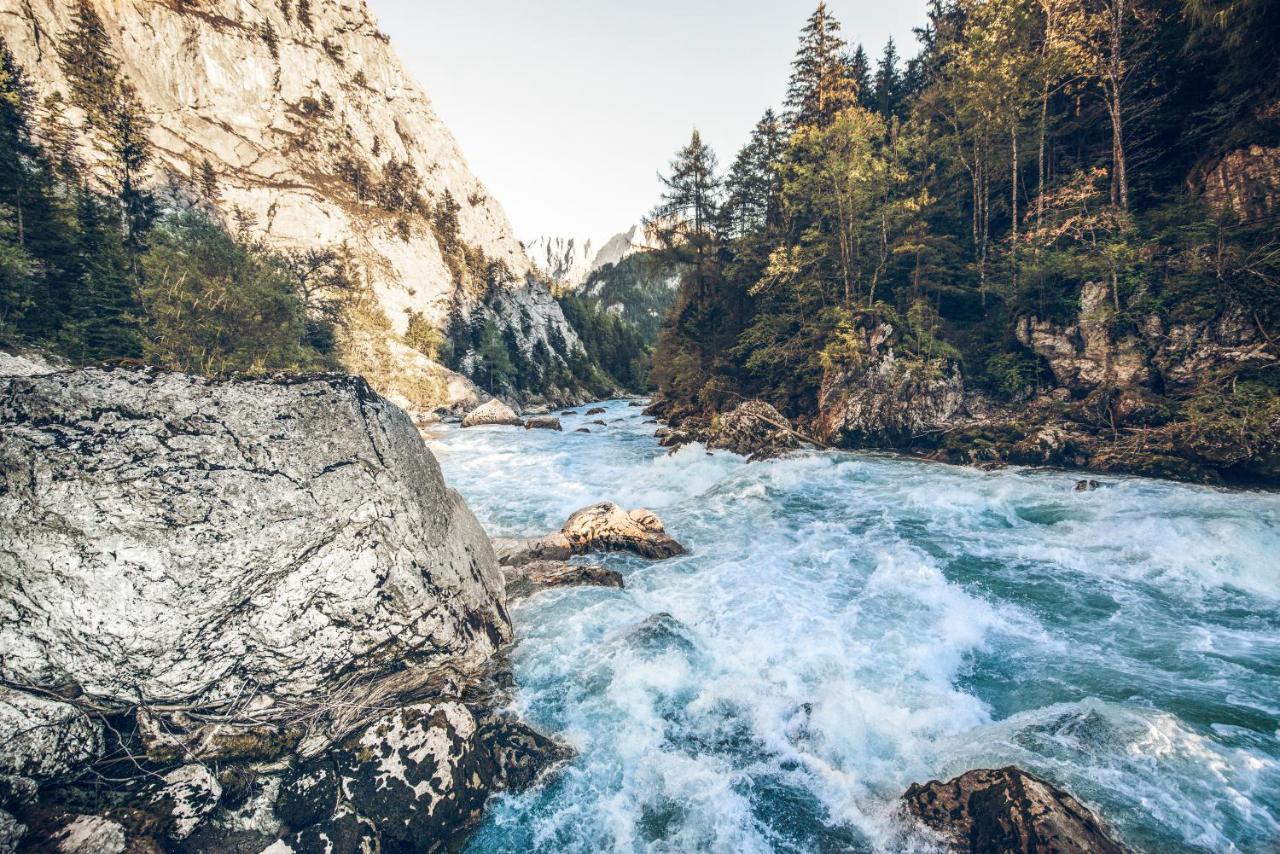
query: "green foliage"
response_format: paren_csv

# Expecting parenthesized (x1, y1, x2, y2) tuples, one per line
(138, 212, 325, 374)
(404, 310, 443, 359)
(558, 290, 651, 390)
(648, 0, 1280, 431)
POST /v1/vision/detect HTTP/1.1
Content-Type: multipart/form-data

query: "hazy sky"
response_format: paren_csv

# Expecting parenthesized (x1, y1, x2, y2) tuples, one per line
(367, 1, 927, 248)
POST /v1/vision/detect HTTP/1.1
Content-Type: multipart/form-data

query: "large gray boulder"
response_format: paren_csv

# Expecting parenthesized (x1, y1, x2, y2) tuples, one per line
(0, 366, 510, 755)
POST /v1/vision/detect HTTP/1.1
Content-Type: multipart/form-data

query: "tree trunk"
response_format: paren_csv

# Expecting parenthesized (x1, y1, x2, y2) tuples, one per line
(1011, 121, 1019, 291)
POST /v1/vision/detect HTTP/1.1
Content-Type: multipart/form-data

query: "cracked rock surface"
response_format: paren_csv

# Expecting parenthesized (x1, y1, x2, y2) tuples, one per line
(0, 365, 510, 719)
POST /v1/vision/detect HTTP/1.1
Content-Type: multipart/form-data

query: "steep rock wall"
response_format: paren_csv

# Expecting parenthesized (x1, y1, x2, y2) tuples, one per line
(0, 0, 581, 407)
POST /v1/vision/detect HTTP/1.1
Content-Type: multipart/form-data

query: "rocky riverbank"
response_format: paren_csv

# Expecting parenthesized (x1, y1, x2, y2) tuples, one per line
(646, 282, 1280, 486)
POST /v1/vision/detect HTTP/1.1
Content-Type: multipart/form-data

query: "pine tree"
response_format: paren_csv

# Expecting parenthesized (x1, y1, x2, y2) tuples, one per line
(721, 110, 786, 239)
(784, 3, 860, 130)
(57, 0, 154, 248)
(873, 38, 903, 119)
(849, 45, 874, 109)
(648, 129, 721, 299)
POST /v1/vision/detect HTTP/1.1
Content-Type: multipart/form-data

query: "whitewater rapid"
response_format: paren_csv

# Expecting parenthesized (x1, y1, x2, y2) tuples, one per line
(428, 400, 1280, 853)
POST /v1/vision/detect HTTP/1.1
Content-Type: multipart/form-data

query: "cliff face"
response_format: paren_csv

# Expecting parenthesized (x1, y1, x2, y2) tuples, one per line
(0, 0, 581, 409)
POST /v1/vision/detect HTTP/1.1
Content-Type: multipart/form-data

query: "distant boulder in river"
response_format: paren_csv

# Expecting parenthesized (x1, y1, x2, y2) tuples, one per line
(462, 398, 524, 427)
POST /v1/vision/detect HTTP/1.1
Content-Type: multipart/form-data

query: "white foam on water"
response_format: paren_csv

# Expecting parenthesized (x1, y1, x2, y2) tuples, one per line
(433, 400, 1280, 853)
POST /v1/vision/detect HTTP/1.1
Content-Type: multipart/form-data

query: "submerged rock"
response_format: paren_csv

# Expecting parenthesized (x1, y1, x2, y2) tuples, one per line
(524, 416, 563, 431)
(503, 560, 624, 599)
(461, 398, 523, 427)
(706, 400, 799, 461)
(274, 701, 571, 851)
(494, 503, 685, 566)
(902, 766, 1127, 853)
(586, 407, 608, 415)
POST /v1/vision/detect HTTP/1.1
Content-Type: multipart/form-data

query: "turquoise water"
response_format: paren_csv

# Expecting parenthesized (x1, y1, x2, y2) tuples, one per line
(429, 400, 1280, 853)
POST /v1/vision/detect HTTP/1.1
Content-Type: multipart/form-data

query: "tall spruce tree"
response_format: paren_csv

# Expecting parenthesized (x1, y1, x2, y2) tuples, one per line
(784, 3, 860, 130)
(872, 38, 904, 119)
(721, 110, 785, 239)
(57, 0, 154, 249)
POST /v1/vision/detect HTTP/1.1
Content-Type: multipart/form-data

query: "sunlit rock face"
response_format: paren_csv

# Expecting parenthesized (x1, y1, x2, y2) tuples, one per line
(0, 365, 510, 744)
(2, 0, 582, 408)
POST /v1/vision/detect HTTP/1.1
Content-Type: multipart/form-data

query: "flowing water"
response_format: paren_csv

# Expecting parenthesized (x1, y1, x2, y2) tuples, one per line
(428, 400, 1280, 853)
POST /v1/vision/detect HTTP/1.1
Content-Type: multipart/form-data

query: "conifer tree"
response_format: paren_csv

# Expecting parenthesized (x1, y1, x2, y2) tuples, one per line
(722, 110, 785, 239)
(57, 0, 154, 248)
(872, 38, 904, 119)
(784, 3, 860, 130)
(648, 129, 720, 299)
(849, 45, 874, 109)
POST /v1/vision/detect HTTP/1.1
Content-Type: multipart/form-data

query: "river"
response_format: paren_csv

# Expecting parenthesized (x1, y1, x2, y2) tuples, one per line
(427, 399, 1280, 853)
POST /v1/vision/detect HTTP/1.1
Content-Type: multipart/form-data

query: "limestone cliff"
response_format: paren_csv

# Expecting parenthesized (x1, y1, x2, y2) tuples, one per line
(0, 0, 583, 409)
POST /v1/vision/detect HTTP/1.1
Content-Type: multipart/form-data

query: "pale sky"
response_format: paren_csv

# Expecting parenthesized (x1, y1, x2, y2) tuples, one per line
(367, 1, 927, 248)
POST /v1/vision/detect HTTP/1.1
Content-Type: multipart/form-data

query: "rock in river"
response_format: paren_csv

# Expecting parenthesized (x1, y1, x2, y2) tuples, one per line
(0, 362, 566, 849)
(461, 398, 523, 427)
(493, 502, 686, 566)
(902, 766, 1127, 853)
(503, 560, 624, 599)
(524, 416, 563, 431)
(275, 701, 572, 852)
(706, 399, 799, 461)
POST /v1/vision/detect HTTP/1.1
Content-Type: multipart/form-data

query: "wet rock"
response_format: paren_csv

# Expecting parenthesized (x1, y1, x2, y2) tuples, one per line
(575, 427, 591, 433)
(586, 407, 607, 415)
(901, 766, 1127, 853)
(504, 560, 624, 599)
(628, 400, 646, 407)
(494, 503, 684, 565)
(561, 503, 685, 559)
(0, 367, 509, 756)
(275, 701, 571, 851)
(461, 398, 523, 427)
(706, 400, 799, 461)
(524, 416, 563, 431)
(562, 410, 579, 416)
(0, 688, 103, 785)
(592, 419, 608, 426)
(1074, 479, 1100, 492)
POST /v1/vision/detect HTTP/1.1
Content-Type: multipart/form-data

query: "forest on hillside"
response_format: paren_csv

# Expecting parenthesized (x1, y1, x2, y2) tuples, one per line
(644, 0, 1279, 479)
